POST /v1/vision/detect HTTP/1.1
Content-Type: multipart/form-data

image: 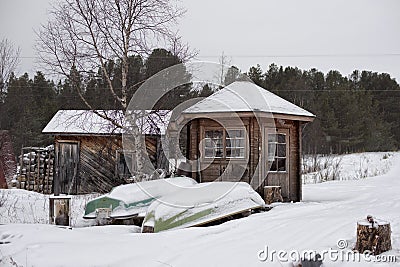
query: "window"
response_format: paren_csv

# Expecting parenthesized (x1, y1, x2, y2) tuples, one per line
(267, 133, 287, 172)
(204, 129, 246, 159)
(116, 150, 136, 178)
(204, 130, 223, 158)
(226, 130, 245, 158)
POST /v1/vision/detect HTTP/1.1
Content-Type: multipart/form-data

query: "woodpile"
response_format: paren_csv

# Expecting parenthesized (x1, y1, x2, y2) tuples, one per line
(355, 215, 392, 255)
(15, 146, 55, 194)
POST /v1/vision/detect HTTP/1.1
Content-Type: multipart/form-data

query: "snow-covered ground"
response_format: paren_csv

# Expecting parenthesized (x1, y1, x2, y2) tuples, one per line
(0, 190, 99, 227)
(302, 152, 399, 183)
(1, 152, 400, 266)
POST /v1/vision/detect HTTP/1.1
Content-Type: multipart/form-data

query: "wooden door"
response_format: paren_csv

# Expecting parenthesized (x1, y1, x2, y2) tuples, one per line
(263, 128, 290, 200)
(55, 142, 79, 195)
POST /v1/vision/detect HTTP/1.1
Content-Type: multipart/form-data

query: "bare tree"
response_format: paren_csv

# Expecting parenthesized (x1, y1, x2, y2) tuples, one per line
(0, 38, 20, 102)
(168, 35, 198, 63)
(36, 0, 185, 110)
(217, 52, 231, 86)
(36, 0, 186, 178)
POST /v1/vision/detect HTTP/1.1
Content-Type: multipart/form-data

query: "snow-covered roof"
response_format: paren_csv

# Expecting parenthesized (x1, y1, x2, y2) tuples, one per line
(183, 81, 315, 119)
(42, 110, 171, 135)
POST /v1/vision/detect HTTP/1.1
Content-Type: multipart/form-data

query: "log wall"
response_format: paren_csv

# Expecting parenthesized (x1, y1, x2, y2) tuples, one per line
(54, 135, 163, 194)
(188, 116, 302, 202)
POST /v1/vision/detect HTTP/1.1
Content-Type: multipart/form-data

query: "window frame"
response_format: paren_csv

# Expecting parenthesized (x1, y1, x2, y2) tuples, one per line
(204, 129, 224, 159)
(267, 132, 288, 173)
(202, 127, 247, 160)
(225, 129, 246, 159)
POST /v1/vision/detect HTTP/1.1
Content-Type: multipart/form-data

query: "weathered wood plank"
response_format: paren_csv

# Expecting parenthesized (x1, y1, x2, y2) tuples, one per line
(189, 116, 303, 202)
(55, 134, 163, 194)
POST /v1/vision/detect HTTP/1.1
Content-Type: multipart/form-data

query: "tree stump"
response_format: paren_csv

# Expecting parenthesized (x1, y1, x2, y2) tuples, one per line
(354, 216, 391, 255)
(263, 186, 283, 204)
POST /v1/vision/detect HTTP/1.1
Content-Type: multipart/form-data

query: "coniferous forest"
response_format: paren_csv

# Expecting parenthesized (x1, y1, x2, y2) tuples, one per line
(246, 64, 400, 154)
(0, 52, 399, 156)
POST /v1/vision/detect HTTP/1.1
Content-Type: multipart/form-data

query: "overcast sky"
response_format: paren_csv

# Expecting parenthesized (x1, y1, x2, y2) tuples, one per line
(1, 0, 399, 81)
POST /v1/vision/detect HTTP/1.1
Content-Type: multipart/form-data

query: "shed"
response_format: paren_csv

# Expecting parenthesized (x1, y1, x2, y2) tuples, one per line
(42, 110, 170, 194)
(177, 81, 315, 202)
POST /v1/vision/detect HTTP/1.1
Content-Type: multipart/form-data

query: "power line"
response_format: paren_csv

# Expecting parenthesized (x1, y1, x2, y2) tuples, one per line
(3, 86, 400, 93)
(198, 53, 400, 58)
(11, 53, 400, 59)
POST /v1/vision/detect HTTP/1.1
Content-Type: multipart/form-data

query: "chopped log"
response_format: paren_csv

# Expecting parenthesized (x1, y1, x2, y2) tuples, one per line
(16, 146, 55, 194)
(263, 186, 283, 204)
(355, 216, 391, 255)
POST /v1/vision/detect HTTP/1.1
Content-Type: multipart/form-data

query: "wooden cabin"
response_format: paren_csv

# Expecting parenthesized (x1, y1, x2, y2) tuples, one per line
(43, 82, 314, 201)
(43, 110, 170, 194)
(176, 81, 315, 202)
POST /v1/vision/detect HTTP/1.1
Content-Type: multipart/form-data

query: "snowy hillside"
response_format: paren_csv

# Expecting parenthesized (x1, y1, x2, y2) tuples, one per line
(302, 152, 399, 183)
(1, 152, 400, 266)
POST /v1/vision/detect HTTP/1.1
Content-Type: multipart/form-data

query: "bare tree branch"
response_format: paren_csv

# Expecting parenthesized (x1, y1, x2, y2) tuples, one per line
(168, 35, 198, 63)
(0, 38, 20, 100)
(35, 0, 187, 176)
(36, 0, 186, 111)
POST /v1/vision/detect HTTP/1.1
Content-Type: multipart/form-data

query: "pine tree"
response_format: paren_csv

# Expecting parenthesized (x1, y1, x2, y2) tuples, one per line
(247, 64, 264, 87)
(58, 67, 85, 109)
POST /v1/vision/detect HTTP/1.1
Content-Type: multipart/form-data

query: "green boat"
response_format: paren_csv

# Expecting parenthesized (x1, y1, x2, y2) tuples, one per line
(142, 182, 265, 233)
(83, 177, 197, 221)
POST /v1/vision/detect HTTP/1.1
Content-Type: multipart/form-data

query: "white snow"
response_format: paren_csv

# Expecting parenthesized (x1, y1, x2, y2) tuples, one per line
(183, 81, 315, 119)
(302, 152, 400, 183)
(1, 152, 400, 266)
(0, 190, 99, 227)
(107, 177, 197, 205)
(86, 177, 198, 219)
(42, 110, 171, 135)
(143, 182, 265, 231)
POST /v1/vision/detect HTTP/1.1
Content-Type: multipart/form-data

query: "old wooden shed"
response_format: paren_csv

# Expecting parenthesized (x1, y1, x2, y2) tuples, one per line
(176, 81, 315, 202)
(43, 110, 170, 194)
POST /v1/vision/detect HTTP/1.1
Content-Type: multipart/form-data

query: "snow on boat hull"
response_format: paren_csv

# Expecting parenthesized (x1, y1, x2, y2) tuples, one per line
(83, 177, 198, 220)
(142, 182, 265, 233)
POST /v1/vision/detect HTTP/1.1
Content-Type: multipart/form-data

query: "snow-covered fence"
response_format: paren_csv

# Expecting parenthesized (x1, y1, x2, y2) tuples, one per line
(15, 146, 54, 194)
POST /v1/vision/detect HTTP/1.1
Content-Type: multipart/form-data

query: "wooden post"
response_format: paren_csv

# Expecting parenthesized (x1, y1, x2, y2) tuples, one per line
(27, 149, 31, 191)
(355, 216, 391, 255)
(36, 150, 40, 192)
(49, 196, 71, 226)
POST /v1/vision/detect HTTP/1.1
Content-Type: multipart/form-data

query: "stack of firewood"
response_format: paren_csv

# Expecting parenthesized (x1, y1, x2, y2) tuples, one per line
(16, 146, 54, 194)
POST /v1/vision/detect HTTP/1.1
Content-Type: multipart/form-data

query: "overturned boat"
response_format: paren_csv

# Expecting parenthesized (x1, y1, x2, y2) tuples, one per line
(83, 177, 197, 223)
(142, 182, 265, 233)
